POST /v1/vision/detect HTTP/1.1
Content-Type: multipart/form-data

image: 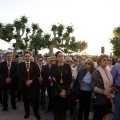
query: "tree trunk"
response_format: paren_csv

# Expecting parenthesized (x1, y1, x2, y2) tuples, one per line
(12, 42, 19, 58)
(34, 48, 38, 56)
(49, 44, 54, 56)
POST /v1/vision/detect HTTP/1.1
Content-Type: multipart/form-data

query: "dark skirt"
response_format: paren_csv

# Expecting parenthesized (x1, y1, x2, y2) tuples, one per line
(53, 95, 71, 111)
(93, 99, 112, 118)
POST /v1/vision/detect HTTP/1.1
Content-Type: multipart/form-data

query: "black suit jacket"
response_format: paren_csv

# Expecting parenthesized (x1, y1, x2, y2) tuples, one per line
(17, 61, 39, 90)
(37, 64, 44, 78)
(42, 64, 52, 86)
(37, 64, 46, 84)
(0, 61, 18, 87)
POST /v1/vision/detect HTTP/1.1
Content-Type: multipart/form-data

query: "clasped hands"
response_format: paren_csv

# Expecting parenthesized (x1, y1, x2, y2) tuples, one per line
(6, 78, 11, 84)
(80, 77, 85, 83)
(26, 80, 33, 87)
(38, 77, 43, 83)
(103, 88, 114, 99)
(96, 87, 114, 99)
(60, 90, 66, 98)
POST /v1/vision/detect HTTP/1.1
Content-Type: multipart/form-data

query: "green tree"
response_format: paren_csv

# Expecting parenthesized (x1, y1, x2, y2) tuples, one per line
(0, 16, 87, 57)
(50, 23, 87, 56)
(110, 27, 120, 56)
(29, 27, 51, 55)
(110, 36, 120, 56)
(0, 16, 41, 57)
(0, 16, 28, 57)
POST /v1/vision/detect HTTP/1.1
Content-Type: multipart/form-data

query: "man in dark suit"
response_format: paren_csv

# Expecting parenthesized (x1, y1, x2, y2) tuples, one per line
(0, 52, 17, 111)
(17, 51, 40, 120)
(37, 57, 46, 111)
(43, 56, 56, 112)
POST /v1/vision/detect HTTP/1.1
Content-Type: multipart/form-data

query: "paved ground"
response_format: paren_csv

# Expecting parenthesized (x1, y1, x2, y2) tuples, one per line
(0, 96, 95, 120)
(0, 98, 79, 120)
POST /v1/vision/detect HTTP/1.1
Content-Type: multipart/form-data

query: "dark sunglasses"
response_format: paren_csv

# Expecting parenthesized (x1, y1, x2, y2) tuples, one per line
(51, 60, 56, 61)
(85, 62, 91, 65)
(67, 61, 72, 62)
(39, 60, 43, 61)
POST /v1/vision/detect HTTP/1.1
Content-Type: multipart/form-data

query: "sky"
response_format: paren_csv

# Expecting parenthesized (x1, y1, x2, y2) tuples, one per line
(0, 0, 120, 55)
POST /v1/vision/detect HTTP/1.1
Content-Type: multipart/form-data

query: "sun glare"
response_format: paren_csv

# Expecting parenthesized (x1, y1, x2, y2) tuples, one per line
(86, 44, 112, 56)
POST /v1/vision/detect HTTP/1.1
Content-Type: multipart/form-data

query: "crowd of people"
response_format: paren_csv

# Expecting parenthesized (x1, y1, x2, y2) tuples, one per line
(0, 51, 120, 120)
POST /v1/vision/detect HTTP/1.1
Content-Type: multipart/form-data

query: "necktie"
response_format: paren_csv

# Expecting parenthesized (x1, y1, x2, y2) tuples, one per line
(26, 62, 30, 80)
(7, 61, 11, 78)
(39, 65, 42, 77)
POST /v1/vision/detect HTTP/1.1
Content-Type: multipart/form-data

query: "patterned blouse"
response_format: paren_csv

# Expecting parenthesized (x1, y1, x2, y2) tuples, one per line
(91, 69, 105, 91)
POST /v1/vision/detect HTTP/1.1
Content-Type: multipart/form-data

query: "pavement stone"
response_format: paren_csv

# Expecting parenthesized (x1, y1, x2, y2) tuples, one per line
(0, 98, 78, 120)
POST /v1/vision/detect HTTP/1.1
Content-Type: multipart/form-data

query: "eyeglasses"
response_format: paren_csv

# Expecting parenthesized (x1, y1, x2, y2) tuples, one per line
(102, 58, 108, 62)
(67, 61, 72, 62)
(85, 62, 91, 65)
(58, 55, 64, 57)
(39, 60, 43, 61)
(51, 60, 56, 61)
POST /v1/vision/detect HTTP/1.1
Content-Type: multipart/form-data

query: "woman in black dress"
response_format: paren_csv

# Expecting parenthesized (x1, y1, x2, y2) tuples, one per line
(51, 51, 72, 120)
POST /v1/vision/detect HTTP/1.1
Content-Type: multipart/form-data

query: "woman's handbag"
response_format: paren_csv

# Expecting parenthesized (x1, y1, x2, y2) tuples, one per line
(92, 94, 108, 105)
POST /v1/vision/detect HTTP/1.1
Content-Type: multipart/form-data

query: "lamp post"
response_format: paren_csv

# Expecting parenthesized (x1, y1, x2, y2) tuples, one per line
(101, 46, 105, 54)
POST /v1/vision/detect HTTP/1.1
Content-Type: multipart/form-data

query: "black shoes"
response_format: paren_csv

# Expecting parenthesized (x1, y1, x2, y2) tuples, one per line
(24, 112, 41, 120)
(12, 106, 17, 110)
(2, 107, 8, 111)
(34, 113, 41, 120)
(24, 113, 29, 119)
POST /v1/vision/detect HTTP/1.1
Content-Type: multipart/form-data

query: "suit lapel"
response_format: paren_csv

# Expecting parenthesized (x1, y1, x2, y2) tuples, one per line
(5, 61, 8, 76)
(23, 62, 28, 75)
(30, 62, 33, 75)
(10, 61, 12, 72)
(5, 61, 8, 70)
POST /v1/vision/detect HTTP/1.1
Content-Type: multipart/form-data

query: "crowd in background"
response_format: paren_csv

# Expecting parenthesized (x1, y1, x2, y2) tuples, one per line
(0, 51, 120, 120)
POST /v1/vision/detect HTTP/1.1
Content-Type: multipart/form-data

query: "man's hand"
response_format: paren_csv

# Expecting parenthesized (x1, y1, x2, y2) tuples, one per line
(59, 90, 66, 98)
(6, 78, 11, 84)
(26, 80, 33, 87)
(80, 79, 85, 83)
(38, 77, 43, 83)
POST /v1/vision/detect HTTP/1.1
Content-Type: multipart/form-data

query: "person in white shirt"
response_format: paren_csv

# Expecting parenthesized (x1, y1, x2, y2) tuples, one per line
(106, 58, 113, 72)
(64, 56, 78, 120)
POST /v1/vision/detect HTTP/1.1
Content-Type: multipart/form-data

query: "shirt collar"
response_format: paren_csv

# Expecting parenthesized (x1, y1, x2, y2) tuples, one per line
(7, 61, 12, 63)
(25, 61, 30, 64)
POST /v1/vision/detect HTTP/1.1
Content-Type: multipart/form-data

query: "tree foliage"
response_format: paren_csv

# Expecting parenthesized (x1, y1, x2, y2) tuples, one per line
(0, 16, 87, 56)
(0, 16, 49, 56)
(29, 29, 51, 55)
(110, 27, 120, 56)
(0, 15, 29, 57)
(49, 23, 87, 55)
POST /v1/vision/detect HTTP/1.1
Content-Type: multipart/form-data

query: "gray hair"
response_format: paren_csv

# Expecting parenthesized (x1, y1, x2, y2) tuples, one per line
(64, 57, 72, 63)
